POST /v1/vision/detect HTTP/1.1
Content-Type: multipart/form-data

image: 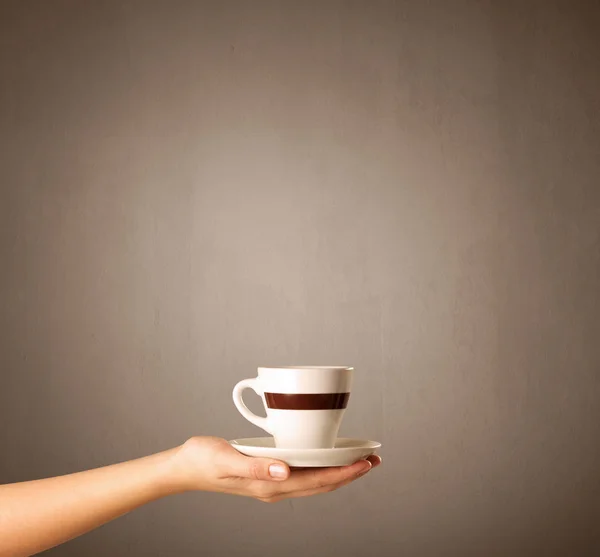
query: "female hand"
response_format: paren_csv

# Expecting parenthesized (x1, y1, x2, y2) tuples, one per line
(0, 436, 381, 557)
(171, 436, 382, 503)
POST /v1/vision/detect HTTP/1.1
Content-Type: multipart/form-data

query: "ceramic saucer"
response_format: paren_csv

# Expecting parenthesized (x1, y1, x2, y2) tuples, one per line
(229, 437, 381, 467)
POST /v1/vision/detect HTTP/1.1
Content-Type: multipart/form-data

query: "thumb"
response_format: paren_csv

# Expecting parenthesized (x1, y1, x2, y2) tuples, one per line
(227, 453, 290, 482)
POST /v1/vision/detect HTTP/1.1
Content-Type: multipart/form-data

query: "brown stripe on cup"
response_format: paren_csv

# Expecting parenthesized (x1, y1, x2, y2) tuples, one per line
(264, 393, 350, 410)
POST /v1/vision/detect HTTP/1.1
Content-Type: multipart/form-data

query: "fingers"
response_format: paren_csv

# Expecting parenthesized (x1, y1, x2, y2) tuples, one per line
(367, 454, 382, 468)
(279, 454, 382, 494)
(261, 456, 381, 502)
(290, 455, 381, 472)
(278, 473, 364, 500)
(220, 450, 291, 482)
(275, 459, 371, 494)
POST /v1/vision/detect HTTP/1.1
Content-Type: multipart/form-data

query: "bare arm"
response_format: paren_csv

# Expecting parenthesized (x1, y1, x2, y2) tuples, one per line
(0, 437, 380, 557)
(0, 448, 179, 557)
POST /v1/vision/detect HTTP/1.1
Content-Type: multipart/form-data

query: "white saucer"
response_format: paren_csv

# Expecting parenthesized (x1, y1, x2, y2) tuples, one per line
(229, 437, 381, 467)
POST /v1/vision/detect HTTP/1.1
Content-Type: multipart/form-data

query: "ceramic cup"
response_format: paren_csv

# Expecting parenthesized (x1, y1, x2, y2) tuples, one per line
(232, 366, 353, 449)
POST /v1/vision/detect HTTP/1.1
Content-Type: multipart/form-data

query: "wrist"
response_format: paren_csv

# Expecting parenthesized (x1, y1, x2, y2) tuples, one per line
(150, 446, 191, 497)
(166, 437, 219, 493)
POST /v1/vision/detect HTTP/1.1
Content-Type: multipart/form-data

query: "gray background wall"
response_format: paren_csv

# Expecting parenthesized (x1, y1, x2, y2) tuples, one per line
(1, 1, 599, 556)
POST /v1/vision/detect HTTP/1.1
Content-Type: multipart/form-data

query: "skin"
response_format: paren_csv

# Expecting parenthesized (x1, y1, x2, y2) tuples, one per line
(0, 436, 381, 557)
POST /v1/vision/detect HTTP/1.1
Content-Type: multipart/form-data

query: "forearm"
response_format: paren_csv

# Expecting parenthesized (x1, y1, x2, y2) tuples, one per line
(0, 447, 183, 557)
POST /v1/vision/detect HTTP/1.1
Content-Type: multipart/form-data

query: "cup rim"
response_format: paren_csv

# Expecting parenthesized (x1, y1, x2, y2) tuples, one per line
(258, 366, 353, 371)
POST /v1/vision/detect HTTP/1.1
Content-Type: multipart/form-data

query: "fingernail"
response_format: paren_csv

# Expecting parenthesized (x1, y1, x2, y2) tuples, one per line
(269, 464, 288, 479)
(356, 462, 372, 476)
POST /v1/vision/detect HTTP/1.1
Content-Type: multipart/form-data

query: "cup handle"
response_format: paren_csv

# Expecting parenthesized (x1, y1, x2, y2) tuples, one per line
(232, 378, 272, 435)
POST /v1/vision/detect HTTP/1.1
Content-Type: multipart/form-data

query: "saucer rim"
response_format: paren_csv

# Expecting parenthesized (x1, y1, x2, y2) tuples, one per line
(229, 436, 382, 452)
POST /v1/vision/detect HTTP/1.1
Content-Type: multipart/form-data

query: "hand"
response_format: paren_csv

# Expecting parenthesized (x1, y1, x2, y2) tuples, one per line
(170, 436, 382, 503)
(0, 436, 381, 556)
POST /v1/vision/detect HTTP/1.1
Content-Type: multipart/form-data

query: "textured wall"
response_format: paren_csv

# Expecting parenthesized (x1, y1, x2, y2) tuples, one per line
(1, 1, 599, 556)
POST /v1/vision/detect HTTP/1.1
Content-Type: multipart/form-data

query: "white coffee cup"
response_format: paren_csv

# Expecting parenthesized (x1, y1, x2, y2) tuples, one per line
(232, 366, 353, 449)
